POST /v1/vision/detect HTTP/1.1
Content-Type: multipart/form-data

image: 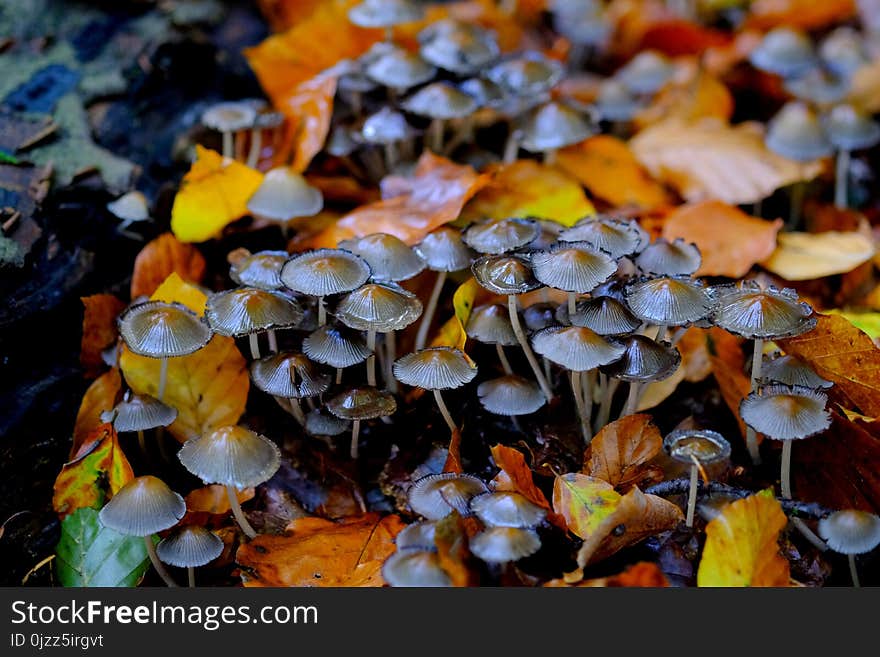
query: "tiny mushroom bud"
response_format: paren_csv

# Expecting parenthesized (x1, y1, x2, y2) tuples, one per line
(107, 190, 150, 236)
(201, 101, 258, 159)
(408, 472, 489, 520)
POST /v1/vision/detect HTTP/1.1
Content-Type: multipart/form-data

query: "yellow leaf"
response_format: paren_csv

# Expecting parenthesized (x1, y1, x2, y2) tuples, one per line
(826, 310, 880, 340)
(635, 64, 734, 129)
(149, 272, 207, 315)
(461, 160, 595, 227)
(170, 146, 264, 243)
(697, 489, 790, 587)
(431, 277, 480, 351)
(553, 474, 621, 540)
(761, 231, 876, 281)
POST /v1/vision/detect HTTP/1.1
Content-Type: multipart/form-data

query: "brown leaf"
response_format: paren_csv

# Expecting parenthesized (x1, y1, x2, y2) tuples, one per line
(131, 233, 207, 299)
(185, 485, 255, 514)
(434, 512, 479, 587)
(546, 561, 670, 587)
(710, 355, 751, 441)
(80, 295, 125, 378)
(634, 64, 734, 129)
(586, 414, 663, 491)
(443, 428, 464, 474)
(71, 368, 122, 457)
(490, 444, 566, 529)
(744, 0, 856, 31)
(275, 73, 336, 173)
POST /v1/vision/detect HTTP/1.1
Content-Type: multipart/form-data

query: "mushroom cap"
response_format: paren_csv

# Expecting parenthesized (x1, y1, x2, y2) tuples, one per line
(472, 254, 541, 295)
(748, 27, 816, 78)
(559, 216, 648, 259)
(304, 408, 350, 436)
(784, 68, 850, 106)
(229, 249, 288, 290)
(477, 375, 546, 416)
(594, 79, 642, 122)
(462, 217, 540, 255)
(625, 276, 714, 326)
(710, 281, 816, 339)
(615, 50, 674, 95)
(302, 324, 372, 368)
(338, 233, 425, 282)
(568, 296, 641, 335)
(348, 0, 424, 27)
(326, 123, 360, 157)
(419, 22, 499, 75)
(552, 3, 610, 47)
(520, 101, 596, 152)
(326, 386, 397, 420)
(408, 473, 489, 520)
(486, 52, 564, 97)
(759, 353, 832, 389)
(820, 27, 868, 78)
(635, 238, 702, 276)
(118, 301, 212, 358)
(107, 191, 149, 222)
(401, 81, 477, 119)
(334, 282, 423, 332)
(177, 426, 281, 489)
(201, 101, 257, 132)
(247, 167, 323, 221)
(466, 304, 517, 345)
(393, 347, 478, 390)
(602, 335, 681, 382)
(359, 107, 417, 146)
(280, 248, 372, 297)
(254, 109, 285, 129)
(663, 429, 731, 465)
(338, 64, 379, 95)
(470, 491, 547, 528)
(739, 384, 831, 441)
(156, 526, 224, 568)
(249, 352, 331, 399)
(414, 226, 474, 272)
(394, 520, 436, 550)
(765, 102, 833, 162)
(205, 287, 303, 336)
(818, 510, 880, 555)
(531, 241, 617, 293)
(822, 104, 880, 151)
(101, 391, 178, 432)
(469, 526, 541, 563)
(523, 301, 559, 332)
(459, 77, 507, 109)
(382, 547, 451, 587)
(532, 325, 625, 372)
(98, 475, 186, 537)
(365, 48, 436, 90)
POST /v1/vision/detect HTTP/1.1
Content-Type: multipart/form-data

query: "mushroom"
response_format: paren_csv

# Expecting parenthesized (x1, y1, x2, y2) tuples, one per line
(100, 390, 177, 458)
(413, 226, 475, 350)
(382, 547, 451, 586)
(205, 287, 303, 358)
(98, 475, 186, 587)
(783, 67, 849, 108)
(486, 51, 564, 98)
(615, 50, 674, 95)
(624, 276, 714, 341)
(466, 303, 518, 375)
(177, 426, 282, 539)
(359, 107, 418, 175)
(302, 323, 372, 384)
(107, 190, 150, 239)
(246, 167, 323, 237)
(156, 525, 224, 587)
(594, 79, 643, 136)
(393, 347, 478, 433)
(335, 59, 378, 116)
(531, 241, 617, 316)
(470, 491, 547, 528)
(759, 353, 832, 389)
(280, 248, 372, 326)
(551, 0, 611, 68)
(407, 472, 489, 520)
(818, 510, 880, 587)
(418, 20, 499, 76)
(519, 100, 597, 164)
(229, 249, 288, 290)
(401, 81, 477, 153)
(347, 0, 425, 43)
(567, 296, 641, 336)
(462, 217, 539, 255)
(663, 429, 731, 528)
(394, 520, 437, 550)
(601, 334, 681, 419)
(477, 375, 546, 418)
(469, 526, 541, 564)
(558, 215, 649, 259)
(326, 386, 397, 458)
(338, 232, 425, 283)
(635, 238, 701, 277)
(748, 27, 817, 79)
(819, 27, 868, 79)
(201, 101, 258, 159)
(117, 301, 212, 403)
(364, 48, 436, 99)
(305, 407, 350, 438)
(822, 104, 880, 208)
(249, 352, 332, 426)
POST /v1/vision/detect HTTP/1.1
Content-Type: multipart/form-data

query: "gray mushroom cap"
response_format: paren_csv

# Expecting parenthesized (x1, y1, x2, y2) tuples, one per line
(765, 102, 834, 162)
(459, 77, 507, 109)
(595, 79, 642, 122)
(365, 49, 436, 90)
(520, 101, 596, 152)
(469, 526, 541, 563)
(156, 526, 224, 568)
(531, 241, 617, 293)
(759, 353, 832, 389)
(615, 50, 674, 95)
(466, 304, 517, 345)
(568, 296, 641, 335)
(710, 281, 816, 339)
(408, 472, 489, 520)
(419, 21, 500, 75)
(822, 104, 880, 151)
(739, 384, 831, 441)
(205, 287, 303, 336)
(348, 0, 424, 28)
(401, 81, 477, 119)
(101, 391, 178, 432)
(229, 250, 288, 290)
(414, 226, 475, 272)
(463, 217, 539, 255)
(523, 302, 560, 332)
(818, 510, 880, 555)
(559, 216, 649, 259)
(470, 491, 547, 528)
(246, 167, 323, 221)
(178, 426, 281, 489)
(531, 325, 625, 372)
(118, 301, 212, 359)
(302, 324, 372, 368)
(393, 347, 478, 390)
(98, 476, 186, 537)
(326, 124, 360, 157)
(201, 101, 257, 133)
(304, 408, 350, 437)
(334, 282, 422, 332)
(749, 27, 816, 79)
(784, 69, 850, 106)
(280, 248, 372, 297)
(249, 352, 331, 399)
(635, 238, 701, 276)
(338, 232, 425, 281)
(625, 276, 714, 326)
(602, 335, 681, 382)
(326, 386, 397, 420)
(486, 52, 564, 97)
(663, 429, 731, 465)
(477, 375, 546, 416)
(382, 547, 451, 587)
(107, 191, 149, 223)
(471, 254, 541, 295)
(394, 520, 437, 550)
(360, 107, 417, 146)
(820, 27, 869, 78)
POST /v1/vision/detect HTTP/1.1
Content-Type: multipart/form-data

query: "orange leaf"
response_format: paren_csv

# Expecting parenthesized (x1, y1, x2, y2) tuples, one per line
(661, 200, 782, 278)
(302, 152, 489, 247)
(490, 444, 566, 529)
(546, 561, 670, 587)
(275, 73, 337, 173)
(80, 295, 125, 378)
(434, 512, 479, 587)
(185, 485, 255, 514)
(443, 428, 464, 474)
(745, 0, 856, 31)
(697, 489, 790, 587)
(586, 414, 663, 491)
(638, 20, 731, 56)
(130, 233, 206, 299)
(634, 64, 734, 129)
(236, 513, 405, 587)
(255, 0, 324, 31)
(710, 354, 751, 441)
(556, 136, 671, 210)
(72, 368, 122, 456)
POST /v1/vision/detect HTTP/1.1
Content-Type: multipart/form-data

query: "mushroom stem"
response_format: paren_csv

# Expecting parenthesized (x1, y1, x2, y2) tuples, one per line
(246, 129, 262, 169)
(444, 116, 473, 156)
(363, 148, 386, 182)
(336, 367, 343, 385)
(582, 370, 594, 427)
(386, 331, 398, 393)
(158, 358, 168, 403)
(427, 119, 444, 153)
(595, 377, 620, 432)
(567, 292, 577, 317)
(221, 131, 234, 159)
(384, 142, 399, 171)
(502, 127, 519, 164)
(248, 333, 261, 360)
(289, 397, 306, 426)
(433, 389, 457, 434)
(507, 295, 553, 402)
(496, 343, 513, 375)
(686, 463, 699, 528)
(571, 371, 591, 443)
(268, 329, 278, 353)
(415, 270, 447, 351)
(622, 382, 641, 416)
(187, 566, 196, 588)
(834, 149, 850, 209)
(144, 536, 178, 587)
(780, 439, 793, 499)
(350, 419, 361, 459)
(745, 338, 764, 465)
(226, 484, 257, 539)
(317, 297, 327, 326)
(137, 429, 146, 457)
(849, 554, 860, 587)
(366, 329, 377, 387)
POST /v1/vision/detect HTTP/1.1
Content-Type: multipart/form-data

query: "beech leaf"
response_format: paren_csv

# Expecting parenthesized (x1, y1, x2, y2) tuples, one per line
(130, 232, 206, 299)
(80, 295, 125, 378)
(761, 231, 876, 281)
(586, 414, 663, 491)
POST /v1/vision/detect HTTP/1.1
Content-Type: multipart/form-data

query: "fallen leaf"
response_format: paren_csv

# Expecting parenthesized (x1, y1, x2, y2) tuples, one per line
(255, 0, 324, 31)
(586, 414, 663, 491)
(826, 310, 880, 340)
(710, 354, 751, 440)
(443, 428, 464, 474)
(491, 444, 566, 529)
(662, 200, 782, 278)
(630, 118, 823, 205)
(461, 160, 594, 227)
(148, 272, 208, 315)
(638, 20, 731, 56)
(170, 146, 264, 243)
(636, 366, 685, 412)
(236, 513, 405, 587)
(546, 561, 670, 587)
(634, 65, 734, 129)
(80, 295, 126, 378)
(697, 489, 790, 587)
(556, 136, 672, 210)
(761, 231, 876, 281)
(431, 276, 480, 352)
(130, 233, 206, 299)
(185, 485, 255, 514)
(744, 0, 856, 31)
(275, 73, 336, 172)
(434, 512, 479, 587)
(72, 368, 122, 456)
(53, 424, 134, 518)
(553, 474, 620, 540)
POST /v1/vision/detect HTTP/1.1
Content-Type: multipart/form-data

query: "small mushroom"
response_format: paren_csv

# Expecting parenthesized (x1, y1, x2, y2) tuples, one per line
(783, 67, 849, 107)
(101, 390, 177, 458)
(531, 241, 617, 316)
(249, 352, 331, 425)
(469, 526, 541, 564)
(822, 104, 880, 208)
(467, 303, 518, 374)
(394, 520, 437, 550)
(205, 287, 303, 359)
(177, 426, 282, 539)
(382, 547, 451, 586)
(818, 510, 880, 587)
(615, 50, 674, 95)
(107, 190, 150, 238)
(486, 52, 564, 98)
(558, 215, 649, 259)
(462, 217, 539, 255)
(567, 296, 641, 336)
(326, 386, 397, 458)
(594, 78, 642, 127)
(302, 323, 372, 384)
(663, 429, 731, 528)
(759, 353, 832, 389)
(305, 407, 350, 438)
(247, 108, 286, 169)
(635, 238, 701, 276)
(819, 27, 868, 79)
(339, 232, 425, 283)
(156, 525, 224, 587)
(246, 167, 323, 236)
(401, 81, 477, 153)
(602, 334, 681, 419)
(470, 491, 547, 528)
(201, 101, 258, 159)
(477, 375, 546, 417)
(229, 249, 288, 290)
(519, 100, 596, 164)
(418, 20, 499, 76)
(625, 276, 714, 339)
(748, 27, 816, 79)
(359, 106, 418, 176)
(408, 472, 489, 520)
(364, 48, 436, 98)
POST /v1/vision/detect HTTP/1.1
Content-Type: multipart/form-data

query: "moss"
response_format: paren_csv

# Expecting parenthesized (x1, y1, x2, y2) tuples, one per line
(0, 233, 25, 268)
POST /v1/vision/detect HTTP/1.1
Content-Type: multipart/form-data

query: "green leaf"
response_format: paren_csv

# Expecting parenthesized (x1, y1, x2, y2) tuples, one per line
(0, 149, 21, 164)
(55, 507, 151, 587)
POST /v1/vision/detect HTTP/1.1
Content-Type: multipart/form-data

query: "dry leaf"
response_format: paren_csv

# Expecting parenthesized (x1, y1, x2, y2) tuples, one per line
(634, 64, 734, 129)
(638, 20, 731, 56)
(586, 414, 663, 491)
(697, 489, 790, 587)
(236, 513, 405, 587)
(431, 277, 480, 352)
(827, 310, 880, 340)
(744, 0, 856, 31)
(710, 354, 751, 440)
(630, 118, 823, 205)
(185, 485, 255, 514)
(275, 73, 336, 173)
(662, 200, 782, 278)
(80, 295, 125, 378)
(546, 561, 670, 587)
(636, 366, 685, 412)
(553, 474, 620, 540)
(130, 233, 206, 299)
(490, 444, 566, 529)
(72, 368, 122, 456)
(761, 231, 876, 281)
(434, 512, 479, 587)
(556, 136, 672, 210)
